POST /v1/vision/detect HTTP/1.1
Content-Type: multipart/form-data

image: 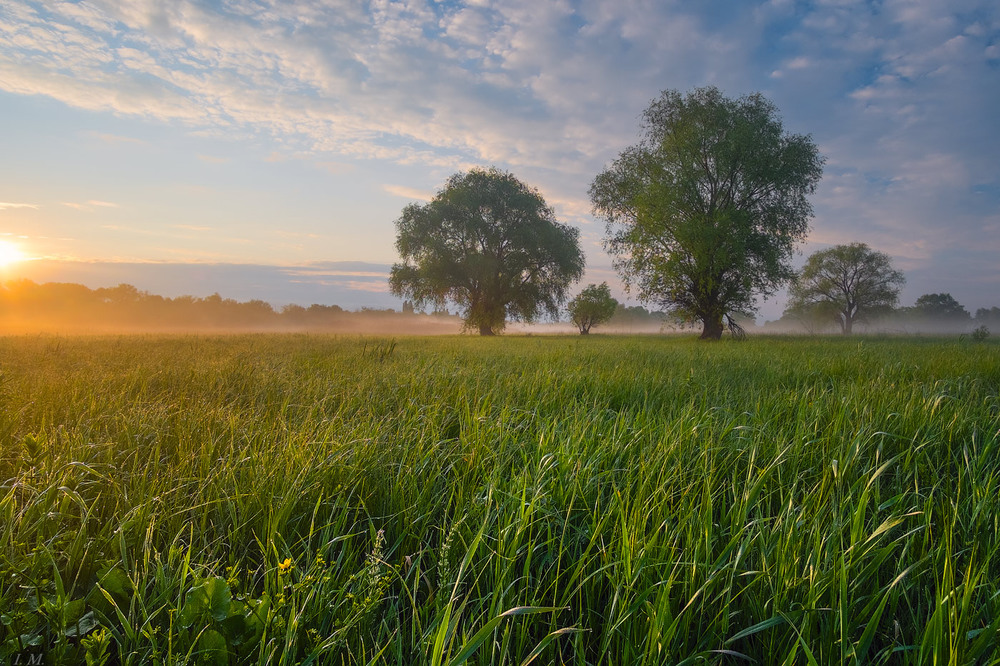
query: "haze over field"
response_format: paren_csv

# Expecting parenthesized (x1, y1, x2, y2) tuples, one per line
(1, 0, 998, 320)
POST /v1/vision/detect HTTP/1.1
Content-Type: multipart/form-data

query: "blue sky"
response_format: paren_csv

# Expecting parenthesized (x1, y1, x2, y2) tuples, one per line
(1, 0, 998, 320)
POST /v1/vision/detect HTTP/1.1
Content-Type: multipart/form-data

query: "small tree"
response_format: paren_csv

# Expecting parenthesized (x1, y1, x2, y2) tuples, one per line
(787, 243, 904, 335)
(590, 87, 823, 339)
(389, 167, 585, 335)
(567, 283, 618, 334)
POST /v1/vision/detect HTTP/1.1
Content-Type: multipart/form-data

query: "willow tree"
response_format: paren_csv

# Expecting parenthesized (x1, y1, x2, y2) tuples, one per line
(590, 87, 823, 339)
(389, 167, 584, 335)
(787, 242, 904, 334)
(567, 282, 618, 334)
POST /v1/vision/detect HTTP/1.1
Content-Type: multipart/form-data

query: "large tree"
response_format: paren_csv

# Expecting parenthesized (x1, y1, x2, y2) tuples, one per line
(567, 282, 618, 334)
(389, 167, 584, 335)
(590, 87, 823, 339)
(786, 243, 905, 335)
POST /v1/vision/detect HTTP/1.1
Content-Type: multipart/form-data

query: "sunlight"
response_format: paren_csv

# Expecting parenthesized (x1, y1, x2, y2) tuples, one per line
(0, 240, 25, 267)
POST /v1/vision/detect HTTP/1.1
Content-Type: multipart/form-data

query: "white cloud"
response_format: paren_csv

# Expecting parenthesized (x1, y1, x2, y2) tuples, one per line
(382, 185, 433, 201)
(0, 202, 39, 210)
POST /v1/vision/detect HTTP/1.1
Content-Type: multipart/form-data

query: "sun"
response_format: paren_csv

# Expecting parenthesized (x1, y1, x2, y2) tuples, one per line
(0, 240, 26, 267)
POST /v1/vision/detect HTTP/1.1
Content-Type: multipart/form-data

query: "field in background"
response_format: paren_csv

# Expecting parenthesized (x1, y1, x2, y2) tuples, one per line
(1, 334, 998, 664)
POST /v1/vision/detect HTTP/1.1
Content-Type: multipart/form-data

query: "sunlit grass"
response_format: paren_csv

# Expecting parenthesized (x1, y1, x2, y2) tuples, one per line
(1, 334, 998, 664)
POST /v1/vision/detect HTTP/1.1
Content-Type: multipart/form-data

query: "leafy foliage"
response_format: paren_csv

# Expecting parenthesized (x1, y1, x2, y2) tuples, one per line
(390, 167, 585, 335)
(787, 242, 905, 335)
(912, 293, 970, 321)
(567, 282, 618, 334)
(590, 87, 823, 339)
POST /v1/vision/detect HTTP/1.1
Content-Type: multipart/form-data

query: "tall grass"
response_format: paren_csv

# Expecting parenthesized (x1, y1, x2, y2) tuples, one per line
(1, 334, 998, 664)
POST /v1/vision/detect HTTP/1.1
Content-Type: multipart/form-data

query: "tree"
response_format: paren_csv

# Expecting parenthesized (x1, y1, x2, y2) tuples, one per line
(975, 307, 1000, 327)
(912, 293, 970, 321)
(786, 243, 904, 335)
(590, 87, 823, 340)
(567, 282, 618, 334)
(389, 167, 585, 335)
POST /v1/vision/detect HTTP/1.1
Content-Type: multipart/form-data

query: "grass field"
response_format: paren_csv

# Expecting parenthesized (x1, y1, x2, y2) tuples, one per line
(1, 334, 999, 665)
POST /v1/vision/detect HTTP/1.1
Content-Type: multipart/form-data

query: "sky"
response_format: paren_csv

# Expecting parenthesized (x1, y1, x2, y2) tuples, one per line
(1, 0, 998, 321)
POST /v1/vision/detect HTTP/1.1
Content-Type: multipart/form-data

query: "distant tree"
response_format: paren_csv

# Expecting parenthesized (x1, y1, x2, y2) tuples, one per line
(782, 298, 841, 335)
(912, 293, 970, 321)
(590, 87, 823, 339)
(96, 283, 145, 304)
(390, 167, 585, 335)
(610, 304, 666, 323)
(787, 243, 904, 335)
(975, 306, 1000, 327)
(567, 283, 618, 334)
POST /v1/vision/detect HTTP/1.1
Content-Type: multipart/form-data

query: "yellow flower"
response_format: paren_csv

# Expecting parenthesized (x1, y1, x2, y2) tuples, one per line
(278, 557, 293, 572)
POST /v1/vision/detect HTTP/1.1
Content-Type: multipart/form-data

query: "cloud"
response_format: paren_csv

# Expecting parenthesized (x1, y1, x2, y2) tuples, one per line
(0, 0, 997, 314)
(283, 268, 390, 278)
(0, 202, 39, 210)
(382, 184, 433, 201)
(63, 200, 120, 210)
(197, 154, 230, 164)
(315, 161, 355, 175)
(13, 259, 401, 309)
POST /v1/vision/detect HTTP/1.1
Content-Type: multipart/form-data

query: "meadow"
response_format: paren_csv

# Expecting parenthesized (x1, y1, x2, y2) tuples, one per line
(1, 334, 998, 665)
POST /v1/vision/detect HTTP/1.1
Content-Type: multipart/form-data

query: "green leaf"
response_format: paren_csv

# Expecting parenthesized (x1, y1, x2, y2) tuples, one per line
(448, 607, 565, 666)
(62, 598, 86, 627)
(724, 613, 799, 644)
(180, 577, 232, 627)
(98, 568, 132, 598)
(64, 611, 99, 638)
(218, 614, 249, 646)
(202, 577, 232, 622)
(195, 629, 229, 666)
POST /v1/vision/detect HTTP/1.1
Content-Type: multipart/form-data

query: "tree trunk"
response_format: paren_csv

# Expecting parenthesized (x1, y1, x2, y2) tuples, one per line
(479, 323, 495, 336)
(842, 315, 853, 335)
(580, 327, 590, 335)
(700, 315, 724, 340)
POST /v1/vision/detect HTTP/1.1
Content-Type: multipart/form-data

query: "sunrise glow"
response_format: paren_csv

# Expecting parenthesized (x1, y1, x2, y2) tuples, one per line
(0, 240, 25, 268)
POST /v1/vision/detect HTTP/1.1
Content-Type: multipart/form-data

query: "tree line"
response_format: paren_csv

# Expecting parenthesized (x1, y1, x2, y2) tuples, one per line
(0, 280, 454, 332)
(389, 87, 991, 338)
(0, 279, 668, 333)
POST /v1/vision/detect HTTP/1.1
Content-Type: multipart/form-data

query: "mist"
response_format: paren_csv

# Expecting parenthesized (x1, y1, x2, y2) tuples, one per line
(0, 280, 463, 336)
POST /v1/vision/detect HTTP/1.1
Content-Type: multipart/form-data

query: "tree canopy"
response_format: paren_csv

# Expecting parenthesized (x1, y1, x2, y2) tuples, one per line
(786, 243, 905, 335)
(567, 282, 618, 334)
(911, 293, 970, 321)
(590, 86, 823, 339)
(389, 167, 585, 335)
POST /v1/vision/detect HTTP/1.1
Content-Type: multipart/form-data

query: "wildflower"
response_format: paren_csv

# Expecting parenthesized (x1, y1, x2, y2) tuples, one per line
(278, 557, 293, 572)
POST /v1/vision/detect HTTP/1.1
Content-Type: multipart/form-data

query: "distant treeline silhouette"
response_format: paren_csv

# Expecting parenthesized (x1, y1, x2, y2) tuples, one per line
(0, 280, 462, 333)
